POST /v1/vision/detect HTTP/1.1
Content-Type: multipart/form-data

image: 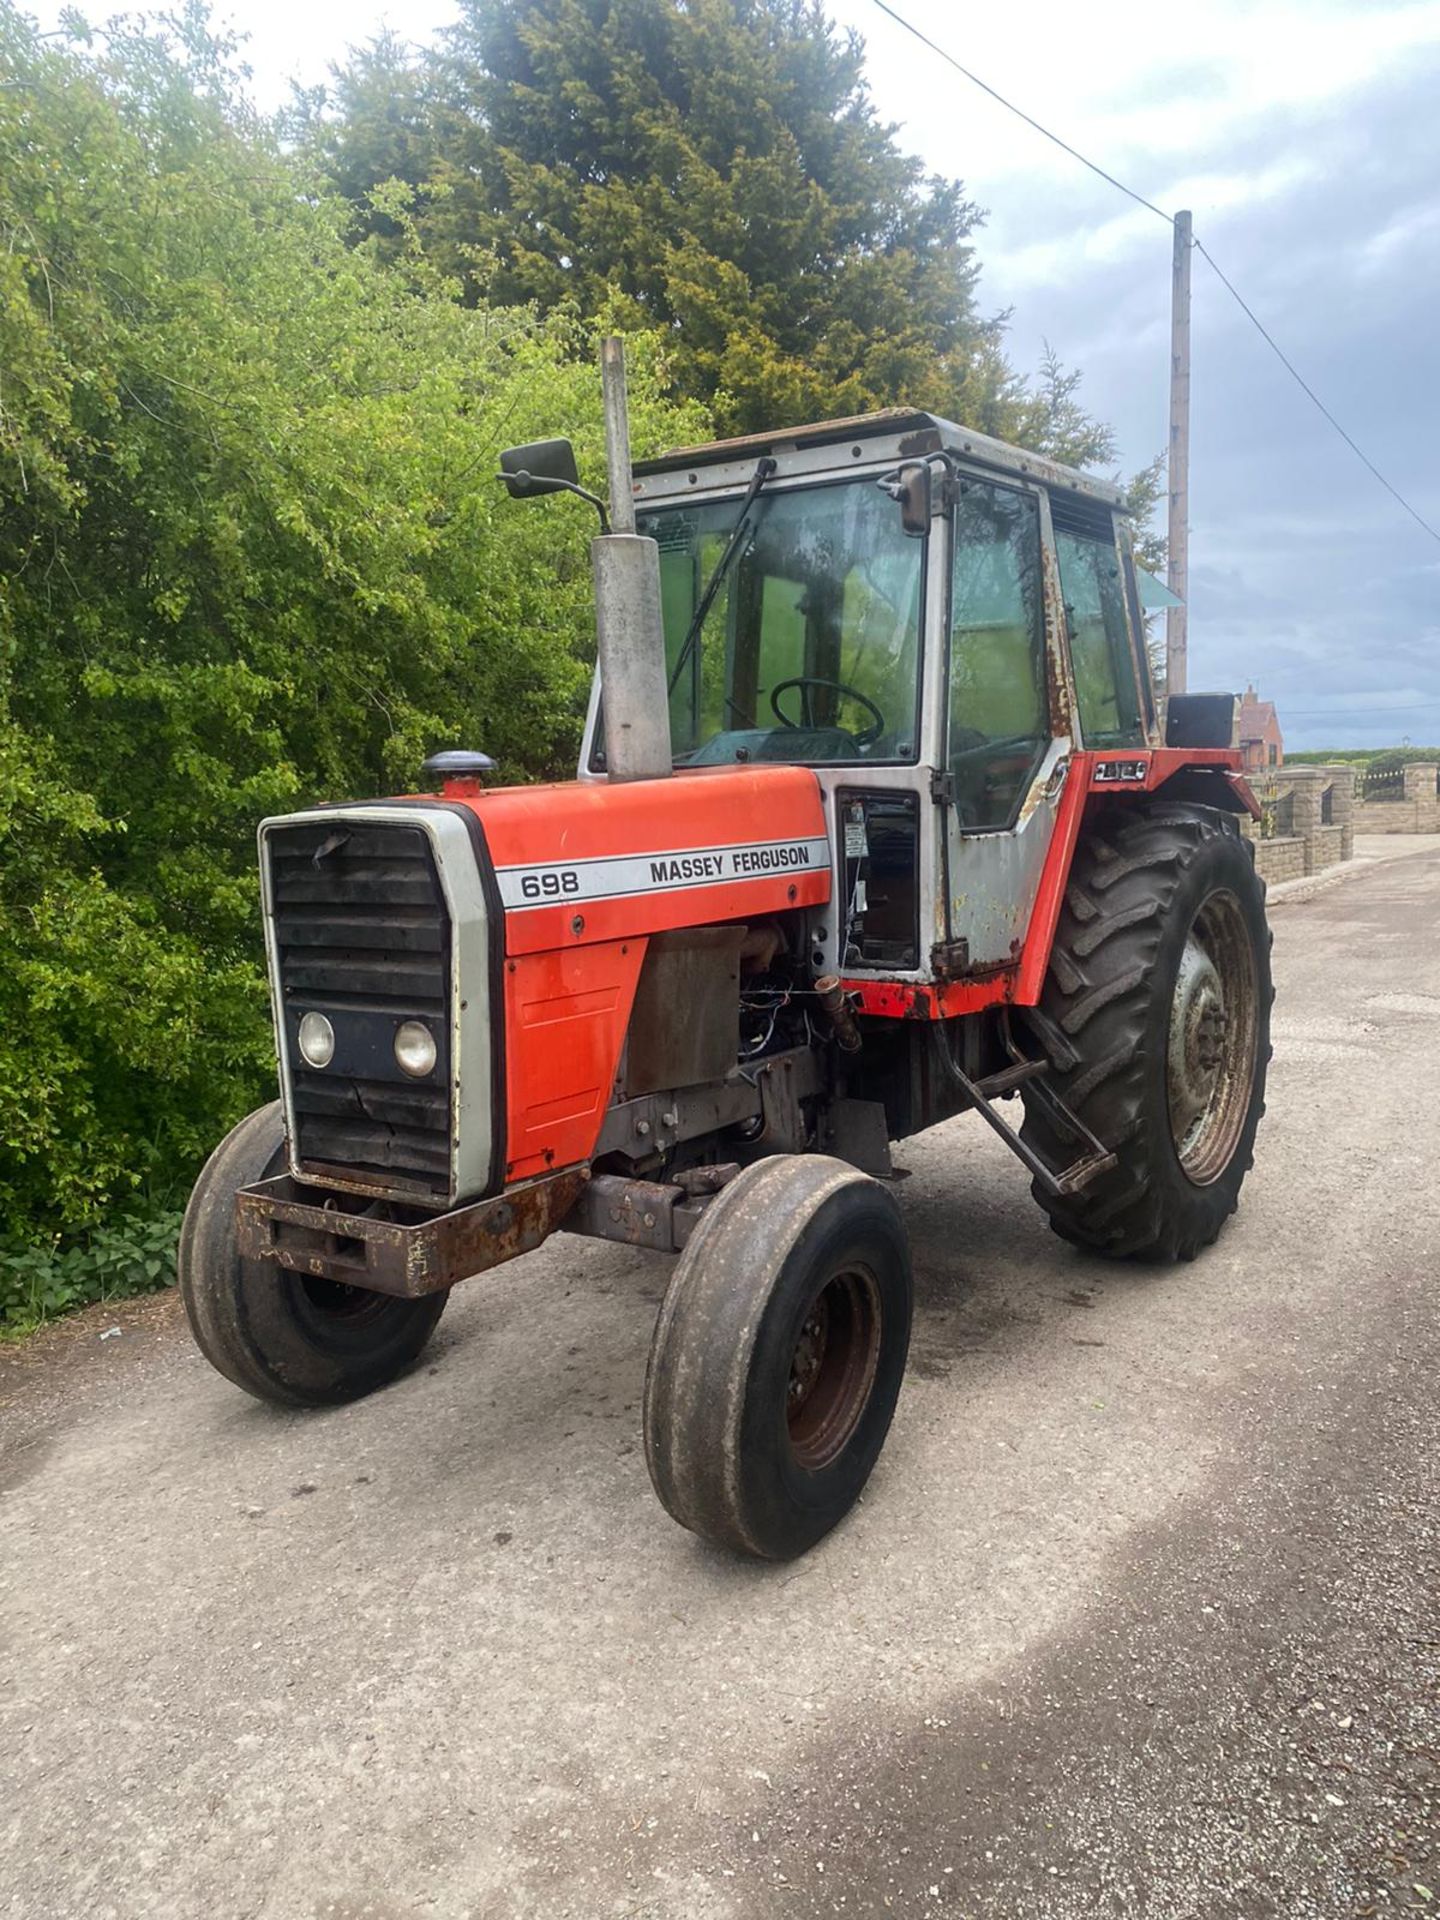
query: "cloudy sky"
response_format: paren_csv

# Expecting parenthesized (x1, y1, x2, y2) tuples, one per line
(40, 0, 1440, 746)
(829, 0, 1440, 747)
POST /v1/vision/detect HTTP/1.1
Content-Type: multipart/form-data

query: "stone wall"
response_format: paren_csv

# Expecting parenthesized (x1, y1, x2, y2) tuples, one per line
(1353, 764, 1440, 834)
(1253, 836, 1306, 885)
(1309, 823, 1345, 870)
(1241, 764, 1357, 876)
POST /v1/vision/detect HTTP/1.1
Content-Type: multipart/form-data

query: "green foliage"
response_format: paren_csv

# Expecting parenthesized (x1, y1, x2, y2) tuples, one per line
(0, 1207, 184, 1334)
(1360, 748, 1440, 772)
(1285, 748, 1440, 766)
(0, 3, 701, 1240)
(0, 0, 1157, 1299)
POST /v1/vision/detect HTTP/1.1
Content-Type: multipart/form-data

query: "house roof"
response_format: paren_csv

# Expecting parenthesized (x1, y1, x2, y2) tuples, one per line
(1238, 690, 1280, 740)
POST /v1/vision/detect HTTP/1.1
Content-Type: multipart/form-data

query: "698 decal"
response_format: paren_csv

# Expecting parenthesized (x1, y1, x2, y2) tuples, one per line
(517, 868, 581, 899)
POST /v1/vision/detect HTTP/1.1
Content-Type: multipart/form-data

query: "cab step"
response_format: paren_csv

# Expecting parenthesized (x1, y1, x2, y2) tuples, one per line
(942, 1030, 1117, 1199)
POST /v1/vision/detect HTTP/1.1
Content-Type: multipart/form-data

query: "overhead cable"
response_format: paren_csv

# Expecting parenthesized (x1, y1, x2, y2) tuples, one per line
(868, 0, 1440, 549)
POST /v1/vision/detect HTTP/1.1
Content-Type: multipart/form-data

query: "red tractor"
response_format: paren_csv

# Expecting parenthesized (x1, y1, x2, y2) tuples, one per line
(180, 342, 1271, 1560)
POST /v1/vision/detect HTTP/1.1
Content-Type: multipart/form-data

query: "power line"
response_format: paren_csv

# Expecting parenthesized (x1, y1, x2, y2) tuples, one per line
(1190, 238, 1440, 547)
(868, 0, 1440, 551)
(868, 1, 1171, 225)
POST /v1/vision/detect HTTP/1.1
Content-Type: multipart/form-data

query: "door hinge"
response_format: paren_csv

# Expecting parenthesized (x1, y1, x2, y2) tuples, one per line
(929, 937, 971, 981)
(929, 768, 954, 807)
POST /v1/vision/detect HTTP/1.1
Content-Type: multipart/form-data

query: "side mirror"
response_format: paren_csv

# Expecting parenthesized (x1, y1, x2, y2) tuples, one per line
(496, 437, 609, 530)
(878, 462, 930, 538)
(498, 437, 581, 499)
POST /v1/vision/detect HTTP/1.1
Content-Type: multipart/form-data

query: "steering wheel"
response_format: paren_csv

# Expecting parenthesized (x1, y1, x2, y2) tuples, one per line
(769, 676, 886, 747)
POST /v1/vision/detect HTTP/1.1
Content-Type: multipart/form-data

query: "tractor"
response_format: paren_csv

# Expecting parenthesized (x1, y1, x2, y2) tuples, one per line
(179, 340, 1271, 1560)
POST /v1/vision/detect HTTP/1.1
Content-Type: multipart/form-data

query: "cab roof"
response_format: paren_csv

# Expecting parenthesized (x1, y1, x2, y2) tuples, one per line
(634, 408, 1130, 513)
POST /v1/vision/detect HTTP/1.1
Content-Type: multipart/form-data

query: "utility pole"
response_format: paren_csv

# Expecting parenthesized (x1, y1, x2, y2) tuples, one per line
(1166, 208, 1192, 700)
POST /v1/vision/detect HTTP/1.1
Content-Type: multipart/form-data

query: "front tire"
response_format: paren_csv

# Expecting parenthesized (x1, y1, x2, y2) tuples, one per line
(1021, 804, 1272, 1261)
(643, 1156, 913, 1560)
(178, 1102, 447, 1408)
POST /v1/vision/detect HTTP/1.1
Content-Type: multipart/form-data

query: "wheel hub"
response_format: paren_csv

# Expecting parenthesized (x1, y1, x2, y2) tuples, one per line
(785, 1267, 882, 1472)
(1166, 890, 1259, 1184)
(1168, 937, 1226, 1142)
(788, 1301, 830, 1413)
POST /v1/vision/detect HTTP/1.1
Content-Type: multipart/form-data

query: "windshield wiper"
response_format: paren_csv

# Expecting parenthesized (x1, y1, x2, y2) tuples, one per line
(665, 456, 777, 713)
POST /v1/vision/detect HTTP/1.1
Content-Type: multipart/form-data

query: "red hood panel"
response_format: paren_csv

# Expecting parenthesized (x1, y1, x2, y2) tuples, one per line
(444, 764, 832, 954)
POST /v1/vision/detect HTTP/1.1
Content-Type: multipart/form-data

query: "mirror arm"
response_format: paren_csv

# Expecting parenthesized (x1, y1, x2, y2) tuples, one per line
(496, 471, 610, 533)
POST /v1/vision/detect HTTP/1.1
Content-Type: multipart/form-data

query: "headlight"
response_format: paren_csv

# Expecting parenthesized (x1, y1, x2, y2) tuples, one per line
(297, 1011, 335, 1069)
(394, 1019, 438, 1078)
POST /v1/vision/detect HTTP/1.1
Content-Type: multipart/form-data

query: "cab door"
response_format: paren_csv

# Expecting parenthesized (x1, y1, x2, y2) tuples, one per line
(937, 477, 1072, 973)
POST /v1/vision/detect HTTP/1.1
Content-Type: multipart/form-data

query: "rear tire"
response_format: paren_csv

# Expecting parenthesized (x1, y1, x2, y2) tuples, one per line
(643, 1156, 912, 1560)
(1021, 804, 1272, 1261)
(178, 1102, 447, 1408)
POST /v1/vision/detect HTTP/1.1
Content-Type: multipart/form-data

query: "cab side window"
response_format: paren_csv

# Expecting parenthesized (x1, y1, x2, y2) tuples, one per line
(947, 481, 1047, 829)
(1054, 525, 1146, 748)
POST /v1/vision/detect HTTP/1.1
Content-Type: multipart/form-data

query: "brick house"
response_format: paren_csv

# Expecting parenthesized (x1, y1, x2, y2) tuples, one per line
(1238, 684, 1283, 771)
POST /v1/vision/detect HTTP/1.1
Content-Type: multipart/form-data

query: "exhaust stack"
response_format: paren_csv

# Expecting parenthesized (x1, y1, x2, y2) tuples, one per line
(593, 338, 672, 783)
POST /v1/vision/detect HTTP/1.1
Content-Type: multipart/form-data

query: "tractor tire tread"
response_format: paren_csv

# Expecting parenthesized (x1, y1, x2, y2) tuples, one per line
(1020, 803, 1272, 1262)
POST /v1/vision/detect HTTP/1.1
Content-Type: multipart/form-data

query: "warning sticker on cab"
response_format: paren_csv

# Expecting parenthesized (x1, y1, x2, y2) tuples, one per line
(1092, 758, 1149, 785)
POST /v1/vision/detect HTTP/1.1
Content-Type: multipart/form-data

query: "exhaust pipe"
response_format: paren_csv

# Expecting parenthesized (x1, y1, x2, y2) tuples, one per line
(593, 338, 672, 783)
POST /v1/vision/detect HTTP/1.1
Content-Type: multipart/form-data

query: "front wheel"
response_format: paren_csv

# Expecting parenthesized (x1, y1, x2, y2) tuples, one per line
(178, 1102, 447, 1408)
(1021, 804, 1272, 1261)
(643, 1156, 913, 1559)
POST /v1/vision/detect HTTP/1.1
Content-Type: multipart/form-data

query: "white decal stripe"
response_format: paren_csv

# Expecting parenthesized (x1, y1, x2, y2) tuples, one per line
(495, 836, 832, 911)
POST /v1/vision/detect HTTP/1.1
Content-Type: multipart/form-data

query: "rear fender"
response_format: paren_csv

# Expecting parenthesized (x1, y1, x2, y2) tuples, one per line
(1149, 766, 1259, 818)
(1013, 746, 1255, 1007)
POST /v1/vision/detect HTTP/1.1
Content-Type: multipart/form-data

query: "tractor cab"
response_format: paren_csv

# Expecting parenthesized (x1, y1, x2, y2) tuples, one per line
(583, 409, 1159, 981)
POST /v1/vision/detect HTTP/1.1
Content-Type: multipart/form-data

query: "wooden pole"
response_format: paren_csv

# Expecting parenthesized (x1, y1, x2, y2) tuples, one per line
(1166, 209, 1192, 700)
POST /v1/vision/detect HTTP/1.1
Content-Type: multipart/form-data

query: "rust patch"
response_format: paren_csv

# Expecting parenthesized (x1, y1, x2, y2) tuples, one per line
(235, 1167, 589, 1297)
(897, 427, 945, 459)
(1039, 536, 1076, 739)
(815, 975, 863, 1051)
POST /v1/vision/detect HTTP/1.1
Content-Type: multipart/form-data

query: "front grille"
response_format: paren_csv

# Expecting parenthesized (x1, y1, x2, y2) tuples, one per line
(266, 819, 452, 1197)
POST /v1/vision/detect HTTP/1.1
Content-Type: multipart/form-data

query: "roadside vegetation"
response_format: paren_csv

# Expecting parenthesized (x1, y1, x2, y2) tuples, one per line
(1285, 748, 1440, 767)
(2, 0, 1155, 1329)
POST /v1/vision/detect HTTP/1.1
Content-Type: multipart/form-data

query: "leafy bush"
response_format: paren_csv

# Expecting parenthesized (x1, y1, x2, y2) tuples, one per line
(0, 1207, 184, 1334)
(1286, 748, 1440, 767)
(1363, 749, 1440, 773)
(0, 2, 1152, 1306)
(0, 6, 701, 1243)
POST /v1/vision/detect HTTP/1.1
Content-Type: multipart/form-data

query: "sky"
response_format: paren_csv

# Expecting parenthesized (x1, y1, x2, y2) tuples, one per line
(36, 0, 1440, 748)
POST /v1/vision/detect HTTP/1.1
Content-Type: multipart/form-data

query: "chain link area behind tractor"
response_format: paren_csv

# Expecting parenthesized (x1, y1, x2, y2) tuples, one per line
(180, 341, 1272, 1560)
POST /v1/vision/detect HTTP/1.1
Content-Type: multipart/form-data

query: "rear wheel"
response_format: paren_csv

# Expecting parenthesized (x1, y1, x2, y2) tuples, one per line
(178, 1102, 447, 1408)
(643, 1156, 912, 1559)
(1021, 804, 1272, 1260)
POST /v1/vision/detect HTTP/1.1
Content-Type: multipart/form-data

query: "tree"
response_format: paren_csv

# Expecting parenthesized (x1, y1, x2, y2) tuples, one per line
(310, 0, 1046, 439)
(0, 3, 701, 1236)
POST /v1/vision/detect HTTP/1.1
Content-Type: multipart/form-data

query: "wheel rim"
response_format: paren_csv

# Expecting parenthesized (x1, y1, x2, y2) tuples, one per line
(786, 1266, 883, 1471)
(1167, 888, 1259, 1185)
(292, 1273, 394, 1335)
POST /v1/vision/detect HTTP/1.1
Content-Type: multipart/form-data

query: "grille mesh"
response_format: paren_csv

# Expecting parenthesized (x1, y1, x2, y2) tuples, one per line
(267, 820, 452, 1196)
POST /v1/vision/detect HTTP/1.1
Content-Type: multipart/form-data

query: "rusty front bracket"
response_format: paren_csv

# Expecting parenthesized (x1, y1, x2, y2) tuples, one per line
(235, 1167, 590, 1297)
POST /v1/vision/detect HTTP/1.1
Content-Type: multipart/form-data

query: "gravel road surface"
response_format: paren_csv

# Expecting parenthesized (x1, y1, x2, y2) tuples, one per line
(2, 846, 1436, 1920)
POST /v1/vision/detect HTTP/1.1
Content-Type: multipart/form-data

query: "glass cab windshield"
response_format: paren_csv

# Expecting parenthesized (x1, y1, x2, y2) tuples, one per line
(636, 475, 924, 767)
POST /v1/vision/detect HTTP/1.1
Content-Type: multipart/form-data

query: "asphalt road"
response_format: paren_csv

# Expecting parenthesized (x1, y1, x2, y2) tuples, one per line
(2, 846, 1436, 1920)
